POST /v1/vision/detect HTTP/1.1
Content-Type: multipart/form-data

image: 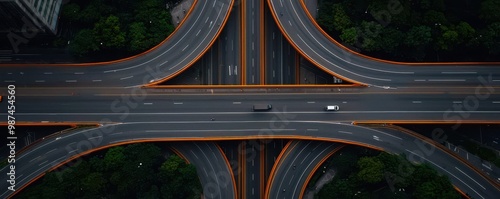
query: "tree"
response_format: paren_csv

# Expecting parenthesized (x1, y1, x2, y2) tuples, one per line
(481, 0, 500, 23)
(423, 10, 447, 26)
(69, 29, 98, 56)
(318, 3, 352, 33)
(78, 0, 110, 25)
(404, 25, 432, 47)
(81, 172, 107, 196)
(357, 157, 384, 184)
(61, 3, 80, 22)
(93, 15, 126, 49)
(129, 22, 148, 52)
(436, 26, 459, 50)
(104, 146, 125, 170)
(316, 178, 356, 199)
(455, 22, 476, 43)
(340, 27, 359, 46)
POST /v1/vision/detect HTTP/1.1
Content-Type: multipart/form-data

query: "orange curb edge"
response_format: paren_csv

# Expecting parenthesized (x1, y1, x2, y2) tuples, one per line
(298, 144, 345, 199)
(264, 140, 294, 199)
(241, 0, 247, 85)
(0, 0, 199, 67)
(260, 0, 266, 85)
(145, 0, 236, 87)
(6, 134, 485, 198)
(215, 143, 239, 199)
(265, 0, 367, 86)
(169, 146, 191, 164)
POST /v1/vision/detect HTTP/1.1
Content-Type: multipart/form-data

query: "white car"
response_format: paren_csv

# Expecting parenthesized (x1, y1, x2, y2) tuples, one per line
(325, 105, 339, 111)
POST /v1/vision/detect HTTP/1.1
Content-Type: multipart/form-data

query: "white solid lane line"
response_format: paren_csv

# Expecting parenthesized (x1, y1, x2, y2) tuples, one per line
(453, 101, 462, 104)
(74, 72, 84, 75)
(233, 102, 241, 104)
(412, 101, 422, 104)
(455, 167, 486, 190)
(441, 72, 477, 74)
(143, 103, 153, 105)
(405, 149, 484, 199)
(492, 101, 500, 104)
(428, 79, 466, 82)
(174, 102, 183, 105)
(43, 72, 52, 75)
(120, 76, 133, 80)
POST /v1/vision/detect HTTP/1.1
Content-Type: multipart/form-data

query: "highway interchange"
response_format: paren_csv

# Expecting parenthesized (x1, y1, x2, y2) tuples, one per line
(1, 0, 500, 198)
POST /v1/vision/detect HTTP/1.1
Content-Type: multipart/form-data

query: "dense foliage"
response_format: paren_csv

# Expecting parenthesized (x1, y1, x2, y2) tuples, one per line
(315, 151, 460, 199)
(15, 143, 202, 199)
(317, 0, 500, 62)
(61, 0, 176, 57)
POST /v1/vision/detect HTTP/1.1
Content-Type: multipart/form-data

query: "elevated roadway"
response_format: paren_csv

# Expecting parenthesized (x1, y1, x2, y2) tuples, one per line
(267, 140, 343, 199)
(1, 121, 498, 199)
(6, 91, 500, 123)
(267, 0, 500, 88)
(171, 142, 236, 199)
(0, 0, 234, 88)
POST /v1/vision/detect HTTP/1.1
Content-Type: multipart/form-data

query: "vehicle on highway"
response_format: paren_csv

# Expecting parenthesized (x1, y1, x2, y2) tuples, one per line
(252, 104, 272, 111)
(0, 96, 2, 102)
(325, 105, 339, 111)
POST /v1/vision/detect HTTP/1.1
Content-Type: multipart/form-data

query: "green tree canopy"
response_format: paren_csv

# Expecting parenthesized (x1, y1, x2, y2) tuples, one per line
(357, 156, 384, 184)
(69, 29, 98, 57)
(93, 15, 126, 49)
(404, 25, 432, 47)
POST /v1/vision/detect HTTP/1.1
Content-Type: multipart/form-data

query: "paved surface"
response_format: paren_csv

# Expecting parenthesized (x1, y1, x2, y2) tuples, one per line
(268, 0, 500, 87)
(0, 0, 233, 87)
(170, 0, 195, 27)
(2, 121, 498, 199)
(268, 140, 342, 199)
(171, 142, 235, 199)
(243, 0, 263, 84)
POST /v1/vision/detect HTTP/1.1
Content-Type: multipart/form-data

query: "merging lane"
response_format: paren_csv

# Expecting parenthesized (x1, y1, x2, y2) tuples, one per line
(0, 0, 233, 88)
(1, 121, 498, 199)
(171, 142, 236, 199)
(267, 140, 343, 199)
(267, 0, 500, 87)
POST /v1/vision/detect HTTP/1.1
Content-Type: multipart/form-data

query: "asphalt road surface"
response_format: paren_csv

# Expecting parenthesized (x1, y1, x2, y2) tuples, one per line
(268, 0, 500, 87)
(1, 121, 498, 199)
(0, 0, 233, 88)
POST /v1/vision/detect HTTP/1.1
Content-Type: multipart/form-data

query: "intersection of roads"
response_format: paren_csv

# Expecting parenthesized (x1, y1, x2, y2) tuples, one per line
(1, 0, 500, 199)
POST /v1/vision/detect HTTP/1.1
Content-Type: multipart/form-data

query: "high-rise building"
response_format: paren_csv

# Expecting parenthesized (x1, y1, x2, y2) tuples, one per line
(0, 0, 62, 34)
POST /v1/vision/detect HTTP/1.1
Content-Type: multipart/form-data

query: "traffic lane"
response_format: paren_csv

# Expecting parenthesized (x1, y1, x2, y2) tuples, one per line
(11, 92, 500, 113)
(270, 141, 340, 199)
(1, 121, 497, 198)
(245, 0, 261, 84)
(219, 2, 240, 85)
(244, 140, 262, 198)
(270, 0, 500, 87)
(0, 0, 233, 87)
(265, 140, 286, 181)
(171, 142, 235, 199)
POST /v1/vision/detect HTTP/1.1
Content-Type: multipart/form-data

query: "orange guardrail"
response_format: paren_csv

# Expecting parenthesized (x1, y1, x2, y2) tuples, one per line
(1, 0, 199, 67)
(298, 0, 500, 66)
